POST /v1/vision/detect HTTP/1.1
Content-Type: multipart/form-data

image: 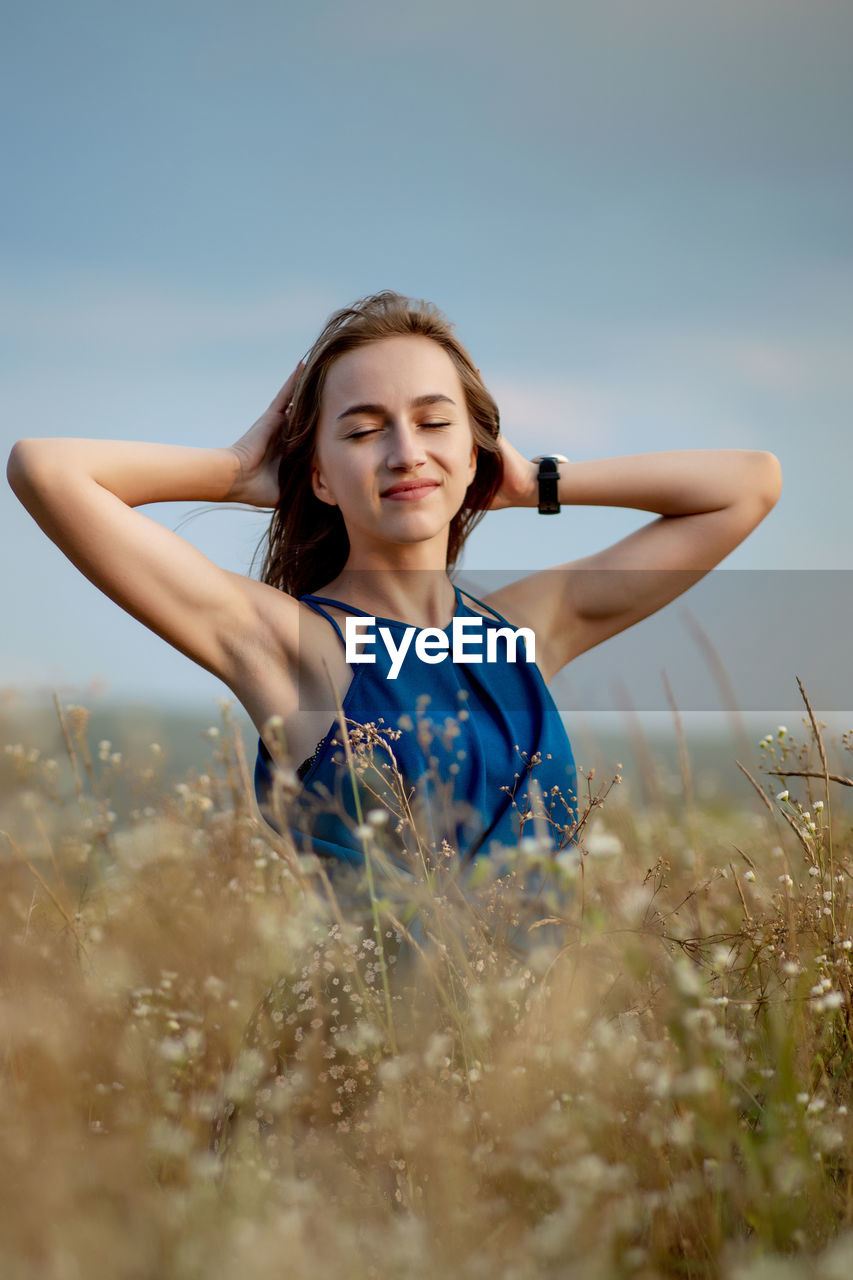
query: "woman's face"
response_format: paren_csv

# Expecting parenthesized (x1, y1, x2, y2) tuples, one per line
(311, 335, 478, 552)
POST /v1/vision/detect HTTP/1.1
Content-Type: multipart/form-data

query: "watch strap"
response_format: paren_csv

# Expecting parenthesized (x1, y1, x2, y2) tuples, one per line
(536, 456, 562, 514)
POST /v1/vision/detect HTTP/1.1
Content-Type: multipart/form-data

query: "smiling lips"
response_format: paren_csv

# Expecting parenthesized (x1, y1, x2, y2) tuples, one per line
(380, 480, 440, 500)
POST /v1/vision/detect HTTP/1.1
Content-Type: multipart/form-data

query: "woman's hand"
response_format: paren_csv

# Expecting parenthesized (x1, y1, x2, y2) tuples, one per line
(487, 436, 545, 511)
(226, 362, 304, 508)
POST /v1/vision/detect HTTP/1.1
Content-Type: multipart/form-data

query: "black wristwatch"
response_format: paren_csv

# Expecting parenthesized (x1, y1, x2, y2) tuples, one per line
(533, 455, 567, 514)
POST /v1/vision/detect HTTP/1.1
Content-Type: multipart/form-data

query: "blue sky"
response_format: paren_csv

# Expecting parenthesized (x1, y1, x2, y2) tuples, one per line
(2, 0, 851, 717)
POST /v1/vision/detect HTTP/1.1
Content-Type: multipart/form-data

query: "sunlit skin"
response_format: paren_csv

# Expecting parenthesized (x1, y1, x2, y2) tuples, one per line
(6, 319, 782, 770)
(309, 336, 480, 628)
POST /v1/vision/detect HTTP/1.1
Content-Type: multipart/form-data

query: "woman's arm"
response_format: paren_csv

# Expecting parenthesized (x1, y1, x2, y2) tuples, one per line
(6, 365, 303, 685)
(482, 444, 783, 679)
(8, 437, 244, 507)
(489, 441, 782, 518)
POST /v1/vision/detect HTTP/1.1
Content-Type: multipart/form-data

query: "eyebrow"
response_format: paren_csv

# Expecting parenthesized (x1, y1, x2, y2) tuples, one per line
(336, 393, 456, 423)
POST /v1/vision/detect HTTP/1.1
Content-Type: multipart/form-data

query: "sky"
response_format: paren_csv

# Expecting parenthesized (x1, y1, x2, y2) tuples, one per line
(1, 0, 851, 724)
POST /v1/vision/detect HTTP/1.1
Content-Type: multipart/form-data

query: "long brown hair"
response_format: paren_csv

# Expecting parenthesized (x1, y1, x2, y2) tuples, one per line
(259, 291, 503, 599)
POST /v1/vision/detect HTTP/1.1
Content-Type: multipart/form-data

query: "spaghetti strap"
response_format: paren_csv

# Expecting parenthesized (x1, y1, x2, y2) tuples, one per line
(300, 586, 464, 631)
(303, 585, 510, 638)
(455, 585, 515, 629)
(301, 593, 374, 617)
(298, 595, 352, 646)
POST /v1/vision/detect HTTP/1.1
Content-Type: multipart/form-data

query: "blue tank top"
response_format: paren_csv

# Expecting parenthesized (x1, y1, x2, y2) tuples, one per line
(253, 585, 578, 870)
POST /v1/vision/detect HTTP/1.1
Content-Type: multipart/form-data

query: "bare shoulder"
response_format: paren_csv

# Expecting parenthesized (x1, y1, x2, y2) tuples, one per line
(219, 572, 352, 710)
(471, 572, 581, 684)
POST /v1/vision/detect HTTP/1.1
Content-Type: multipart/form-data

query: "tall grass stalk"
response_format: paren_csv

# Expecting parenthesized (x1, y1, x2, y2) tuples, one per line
(1, 681, 852, 1277)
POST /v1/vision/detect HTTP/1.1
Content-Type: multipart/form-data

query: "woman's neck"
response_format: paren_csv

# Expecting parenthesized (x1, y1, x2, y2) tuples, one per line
(318, 526, 462, 627)
(319, 564, 458, 630)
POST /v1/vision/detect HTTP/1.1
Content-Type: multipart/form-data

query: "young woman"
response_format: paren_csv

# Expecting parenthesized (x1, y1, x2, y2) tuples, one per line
(6, 291, 782, 873)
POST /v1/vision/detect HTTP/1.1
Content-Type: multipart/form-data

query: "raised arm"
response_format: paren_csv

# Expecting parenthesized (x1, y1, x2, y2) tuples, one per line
(480, 442, 783, 680)
(6, 365, 303, 686)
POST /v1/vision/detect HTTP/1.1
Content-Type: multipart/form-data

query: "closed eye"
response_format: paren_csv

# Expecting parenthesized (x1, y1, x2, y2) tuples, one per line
(348, 421, 450, 440)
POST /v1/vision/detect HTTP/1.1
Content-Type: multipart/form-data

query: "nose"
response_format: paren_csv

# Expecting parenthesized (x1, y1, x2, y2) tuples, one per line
(385, 420, 427, 471)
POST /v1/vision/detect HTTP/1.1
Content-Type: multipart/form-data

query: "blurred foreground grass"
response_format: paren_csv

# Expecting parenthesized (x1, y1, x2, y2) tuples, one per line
(2, 685, 853, 1280)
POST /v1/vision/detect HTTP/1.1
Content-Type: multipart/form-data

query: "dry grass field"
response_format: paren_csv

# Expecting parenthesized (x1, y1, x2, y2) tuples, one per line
(2, 685, 853, 1279)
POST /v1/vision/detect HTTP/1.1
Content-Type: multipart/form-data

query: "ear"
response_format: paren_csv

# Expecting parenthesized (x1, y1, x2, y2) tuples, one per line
(311, 460, 338, 507)
(467, 441, 478, 486)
